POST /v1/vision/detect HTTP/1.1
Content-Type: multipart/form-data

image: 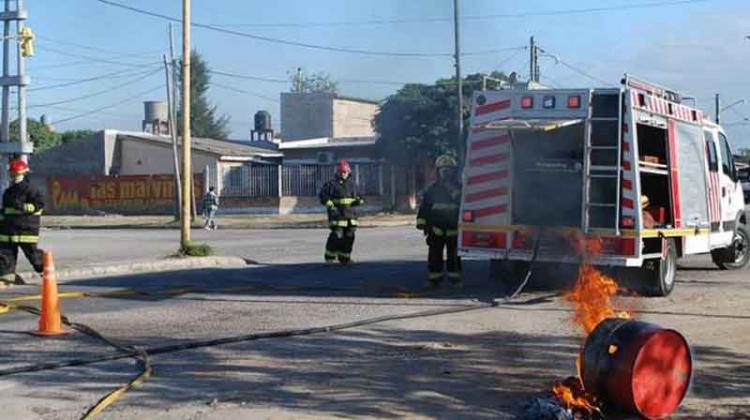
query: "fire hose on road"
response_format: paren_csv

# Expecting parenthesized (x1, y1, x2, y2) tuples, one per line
(0, 274, 548, 419)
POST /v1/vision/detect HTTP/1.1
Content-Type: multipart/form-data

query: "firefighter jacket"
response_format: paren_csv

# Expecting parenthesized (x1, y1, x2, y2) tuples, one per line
(0, 178, 44, 244)
(319, 175, 363, 227)
(417, 181, 462, 236)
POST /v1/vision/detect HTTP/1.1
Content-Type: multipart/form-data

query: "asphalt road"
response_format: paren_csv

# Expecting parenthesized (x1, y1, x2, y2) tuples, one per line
(1, 227, 748, 419)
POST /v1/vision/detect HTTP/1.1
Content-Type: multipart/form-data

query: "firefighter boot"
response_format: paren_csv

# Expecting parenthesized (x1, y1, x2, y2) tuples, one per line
(426, 272, 443, 288)
(447, 272, 463, 289)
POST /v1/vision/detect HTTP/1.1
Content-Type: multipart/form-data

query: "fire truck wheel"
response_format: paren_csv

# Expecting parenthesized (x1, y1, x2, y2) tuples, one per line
(711, 224, 750, 270)
(643, 238, 677, 297)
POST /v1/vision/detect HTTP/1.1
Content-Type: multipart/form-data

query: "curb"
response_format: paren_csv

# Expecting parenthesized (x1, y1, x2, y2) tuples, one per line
(17, 256, 250, 283)
(43, 221, 415, 230)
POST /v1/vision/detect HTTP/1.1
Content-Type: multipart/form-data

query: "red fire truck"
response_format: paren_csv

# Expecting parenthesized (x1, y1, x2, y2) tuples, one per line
(459, 75, 748, 296)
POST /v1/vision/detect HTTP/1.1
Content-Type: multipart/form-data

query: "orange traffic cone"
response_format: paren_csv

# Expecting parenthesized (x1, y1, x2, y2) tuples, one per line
(33, 251, 71, 336)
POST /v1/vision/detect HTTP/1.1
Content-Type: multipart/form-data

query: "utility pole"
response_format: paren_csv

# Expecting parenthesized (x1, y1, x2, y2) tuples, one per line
(529, 36, 540, 83)
(16, 0, 28, 163)
(1, 0, 11, 192)
(0, 0, 32, 193)
(295, 67, 302, 93)
(715, 93, 720, 124)
(453, 0, 463, 163)
(163, 53, 181, 220)
(167, 24, 182, 221)
(181, 0, 192, 245)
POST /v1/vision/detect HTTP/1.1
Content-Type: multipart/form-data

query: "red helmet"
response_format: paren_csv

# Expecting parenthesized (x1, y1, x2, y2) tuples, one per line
(9, 159, 29, 175)
(337, 159, 351, 174)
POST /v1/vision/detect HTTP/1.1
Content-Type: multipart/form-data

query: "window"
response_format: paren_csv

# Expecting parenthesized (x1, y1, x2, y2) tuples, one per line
(229, 167, 242, 187)
(705, 131, 718, 173)
(719, 133, 736, 180)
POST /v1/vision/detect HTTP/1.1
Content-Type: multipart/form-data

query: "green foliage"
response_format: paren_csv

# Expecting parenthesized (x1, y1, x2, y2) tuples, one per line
(60, 129, 95, 144)
(10, 118, 61, 152)
(289, 69, 339, 93)
(179, 50, 231, 139)
(179, 240, 214, 257)
(375, 71, 509, 165)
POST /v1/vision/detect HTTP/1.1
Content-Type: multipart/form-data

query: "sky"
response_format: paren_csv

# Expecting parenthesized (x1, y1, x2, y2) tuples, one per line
(24, 0, 750, 148)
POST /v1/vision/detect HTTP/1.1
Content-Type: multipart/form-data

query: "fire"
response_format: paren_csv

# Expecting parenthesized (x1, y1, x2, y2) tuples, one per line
(552, 381, 599, 413)
(550, 237, 631, 414)
(566, 264, 631, 335)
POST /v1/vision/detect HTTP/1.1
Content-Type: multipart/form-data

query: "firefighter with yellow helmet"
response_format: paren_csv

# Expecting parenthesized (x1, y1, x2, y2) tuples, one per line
(417, 154, 463, 287)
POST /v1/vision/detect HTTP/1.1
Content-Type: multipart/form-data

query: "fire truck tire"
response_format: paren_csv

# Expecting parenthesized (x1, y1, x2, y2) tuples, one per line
(644, 238, 677, 297)
(711, 224, 750, 270)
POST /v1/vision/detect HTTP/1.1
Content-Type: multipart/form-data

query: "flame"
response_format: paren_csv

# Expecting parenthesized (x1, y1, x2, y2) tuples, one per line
(552, 381, 599, 413)
(550, 237, 631, 412)
(565, 264, 630, 335)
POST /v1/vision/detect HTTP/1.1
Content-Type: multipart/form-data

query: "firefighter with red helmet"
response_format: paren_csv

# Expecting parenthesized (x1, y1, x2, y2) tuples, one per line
(417, 154, 463, 288)
(319, 160, 363, 264)
(0, 159, 45, 288)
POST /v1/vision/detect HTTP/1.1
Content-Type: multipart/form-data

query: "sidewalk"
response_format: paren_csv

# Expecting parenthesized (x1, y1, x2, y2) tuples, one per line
(43, 213, 415, 230)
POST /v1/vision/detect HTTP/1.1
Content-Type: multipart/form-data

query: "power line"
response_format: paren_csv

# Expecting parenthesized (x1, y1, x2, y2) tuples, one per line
(35, 35, 162, 59)
(30, 68, 162, 109)
(30, 67, 161, 92)
(211, 82, 280, 103)
(45, 104, 141, 120)
(36, 45, 160, 68)
(94, 0, 524, 58)
(556, 59, 610, 86)
(51, 85, 164, 125)
(210, 70, 287, 84)
(537, 46, 610, 86)
(207, 0, 709, 28)
(211, 69, 409, 87)
(30, 59, 104, 71)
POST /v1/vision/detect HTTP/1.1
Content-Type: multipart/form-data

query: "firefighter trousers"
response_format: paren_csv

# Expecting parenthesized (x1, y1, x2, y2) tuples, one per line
(325, 223, 356, 263)
(0, 243, 44, 284)
(428, 233, 461, 281)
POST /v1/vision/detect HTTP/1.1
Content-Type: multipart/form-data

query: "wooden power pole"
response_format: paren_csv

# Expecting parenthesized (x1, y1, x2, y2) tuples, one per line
(181, 0, 192, 245)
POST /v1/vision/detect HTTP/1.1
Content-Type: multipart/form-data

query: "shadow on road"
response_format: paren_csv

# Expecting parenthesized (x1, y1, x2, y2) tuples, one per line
(3, 327, 582, 418)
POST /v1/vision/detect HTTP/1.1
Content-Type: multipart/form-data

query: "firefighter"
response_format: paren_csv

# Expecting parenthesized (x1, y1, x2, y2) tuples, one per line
(319, 160, 363, 264)
(0, 159, 45, 288)
(417, 154, 462, 287)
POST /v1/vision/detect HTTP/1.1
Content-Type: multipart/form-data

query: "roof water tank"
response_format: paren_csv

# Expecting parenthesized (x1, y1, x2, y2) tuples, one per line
(144, 101, 169, 121)
(254, 110, 272, 132)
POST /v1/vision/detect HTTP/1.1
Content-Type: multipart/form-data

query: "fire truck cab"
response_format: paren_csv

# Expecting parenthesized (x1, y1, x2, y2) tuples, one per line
(459, 75, 749, 296)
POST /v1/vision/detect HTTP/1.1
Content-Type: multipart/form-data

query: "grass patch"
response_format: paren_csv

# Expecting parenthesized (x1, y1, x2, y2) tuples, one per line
(178, 241, 214, 257)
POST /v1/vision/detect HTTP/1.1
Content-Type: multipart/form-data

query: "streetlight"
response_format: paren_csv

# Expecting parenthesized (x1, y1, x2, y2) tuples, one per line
(721, 99, 745, 113)
(716, 97, 746, 124)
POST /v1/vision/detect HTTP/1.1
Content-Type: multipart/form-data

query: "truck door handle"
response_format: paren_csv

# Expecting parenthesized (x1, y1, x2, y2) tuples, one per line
(722, 187, 726, 197)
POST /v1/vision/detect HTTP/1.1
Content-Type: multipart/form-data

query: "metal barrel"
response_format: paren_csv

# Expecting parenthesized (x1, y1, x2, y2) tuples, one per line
(581, 318, 692, 419)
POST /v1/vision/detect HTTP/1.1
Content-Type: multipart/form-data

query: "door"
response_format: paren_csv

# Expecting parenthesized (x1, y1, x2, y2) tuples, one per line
(717, 132, 742, 227)
(704, 131, 721, 232)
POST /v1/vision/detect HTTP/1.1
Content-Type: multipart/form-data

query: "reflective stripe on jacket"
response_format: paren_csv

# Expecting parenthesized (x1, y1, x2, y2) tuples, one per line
(0, 178, 43, 244)
(416, 181, 462, 231)
(319, 175, 363, 223)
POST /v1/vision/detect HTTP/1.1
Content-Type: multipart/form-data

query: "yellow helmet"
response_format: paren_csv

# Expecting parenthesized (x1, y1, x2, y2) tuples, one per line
(435, 154, 458, 168)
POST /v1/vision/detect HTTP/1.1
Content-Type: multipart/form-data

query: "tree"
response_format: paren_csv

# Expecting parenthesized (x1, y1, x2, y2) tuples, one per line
(289, 68, 339, 93)
(10, 118, 61, 152)
(60, 129, 95, 144)
(179, 50, 230, 139)
(375, 71, 509, 166)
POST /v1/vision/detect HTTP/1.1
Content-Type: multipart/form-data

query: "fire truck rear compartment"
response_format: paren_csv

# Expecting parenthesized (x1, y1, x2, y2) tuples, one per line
(637, 123, 673, 228)
(511, 122, 584, 227)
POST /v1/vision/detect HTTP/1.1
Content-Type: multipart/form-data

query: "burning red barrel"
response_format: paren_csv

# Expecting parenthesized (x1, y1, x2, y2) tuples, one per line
(581, 318, 692, 419)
